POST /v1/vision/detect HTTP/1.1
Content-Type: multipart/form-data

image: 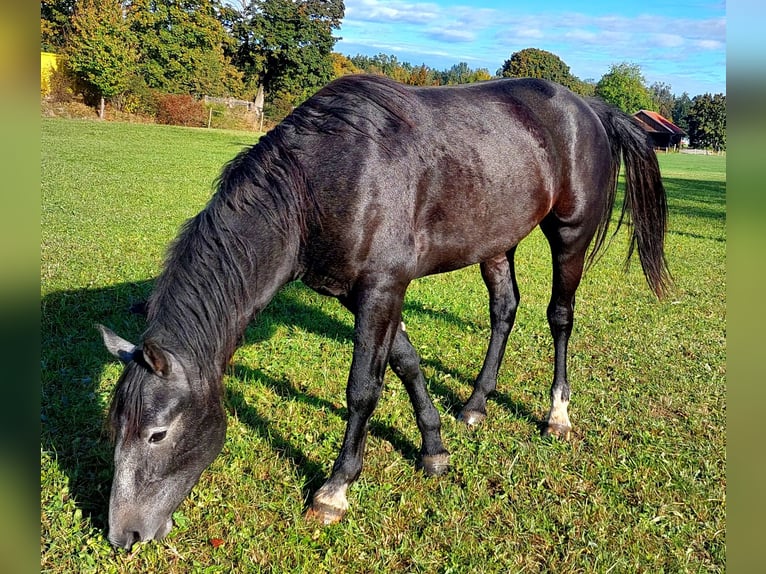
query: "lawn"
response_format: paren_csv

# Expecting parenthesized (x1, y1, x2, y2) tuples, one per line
(41, 118, 725, 573)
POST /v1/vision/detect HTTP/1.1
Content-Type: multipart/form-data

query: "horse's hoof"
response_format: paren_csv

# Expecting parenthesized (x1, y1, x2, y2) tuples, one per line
(419, 452, 450, 476)
(543, 423, 571, 440)
(306, 502, 346, 525)
(457, 409, 486, 426)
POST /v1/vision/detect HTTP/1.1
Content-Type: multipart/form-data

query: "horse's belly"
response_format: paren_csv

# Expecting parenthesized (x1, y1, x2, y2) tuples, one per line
(414, 217, 537, 278)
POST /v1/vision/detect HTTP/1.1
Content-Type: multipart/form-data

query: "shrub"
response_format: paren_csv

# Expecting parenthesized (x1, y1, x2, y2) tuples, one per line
(46, 64, 79, 104)
(110, 76, 157, 117)
(264, 89, 300, 125)
(155, 94, 207, 127)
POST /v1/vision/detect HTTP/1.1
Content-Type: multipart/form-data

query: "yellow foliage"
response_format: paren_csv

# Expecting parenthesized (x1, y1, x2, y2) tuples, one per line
(41, 52, 59, 96)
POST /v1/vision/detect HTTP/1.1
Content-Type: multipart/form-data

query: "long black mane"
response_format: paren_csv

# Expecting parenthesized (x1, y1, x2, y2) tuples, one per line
(150, 129, 319, 372)
(140, 75, 420, 385)
(108, 75, 417, 434)
(108, 107, 329, 436)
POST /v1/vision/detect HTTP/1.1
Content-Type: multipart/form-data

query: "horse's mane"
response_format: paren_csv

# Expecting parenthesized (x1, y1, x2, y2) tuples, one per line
(107, 360, 145, 441)
(108, 75, 417, 437)
(143, 74, 416, 374)
(285, 74, 417, 154)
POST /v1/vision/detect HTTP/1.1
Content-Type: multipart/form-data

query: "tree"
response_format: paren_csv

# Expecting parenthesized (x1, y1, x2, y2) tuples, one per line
(649, 82, 675, 119)
(331, 52, 361, 78)
(41, 0, 77, 52)
(125, 0, 243, 97)
(65, 0, 139, 118)
(500, 48, 571, 84)
(595, 62, 654, 114)
(407, 65, 439, 86)
(499, 48, 592, 96)
(234, 0, 344, 106)
(672, 92, 693, 133)
(441, 62, 491, 85)
(686, 93, 726, 151)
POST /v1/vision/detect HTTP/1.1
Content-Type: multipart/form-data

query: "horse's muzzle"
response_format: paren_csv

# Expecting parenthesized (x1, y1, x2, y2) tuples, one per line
(108, 516, 173, 551)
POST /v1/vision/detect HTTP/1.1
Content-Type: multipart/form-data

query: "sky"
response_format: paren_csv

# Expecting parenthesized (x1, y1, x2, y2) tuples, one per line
(335, 0, 726, 96)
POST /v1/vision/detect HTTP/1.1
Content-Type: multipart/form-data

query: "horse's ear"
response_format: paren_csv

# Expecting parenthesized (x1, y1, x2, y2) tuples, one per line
(97, 324, 138, 364)
(142, 341, 171, 377)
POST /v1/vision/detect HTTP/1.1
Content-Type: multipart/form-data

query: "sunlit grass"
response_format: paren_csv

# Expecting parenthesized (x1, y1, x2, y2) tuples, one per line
(41, 118, 725, 572)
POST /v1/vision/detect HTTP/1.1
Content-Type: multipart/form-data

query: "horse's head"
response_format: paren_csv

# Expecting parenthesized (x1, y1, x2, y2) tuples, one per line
(98, 325, 226, 550)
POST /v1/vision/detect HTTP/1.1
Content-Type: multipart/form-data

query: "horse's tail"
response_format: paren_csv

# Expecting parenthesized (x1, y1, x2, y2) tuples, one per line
(586, 97, 671, 298)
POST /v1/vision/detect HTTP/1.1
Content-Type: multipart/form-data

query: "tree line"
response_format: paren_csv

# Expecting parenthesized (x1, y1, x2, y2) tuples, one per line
(41, 0, 724, 150)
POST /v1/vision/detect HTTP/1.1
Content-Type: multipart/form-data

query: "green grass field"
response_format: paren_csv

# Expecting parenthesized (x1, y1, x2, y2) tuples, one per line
(41, 118, 725, 573)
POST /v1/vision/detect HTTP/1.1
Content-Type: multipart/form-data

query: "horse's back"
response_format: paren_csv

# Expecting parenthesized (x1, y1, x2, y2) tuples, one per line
(294, 75, 610, 290)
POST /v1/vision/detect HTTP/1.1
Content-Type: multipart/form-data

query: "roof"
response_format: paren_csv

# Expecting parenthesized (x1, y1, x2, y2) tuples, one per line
(634, 110, 686, 135)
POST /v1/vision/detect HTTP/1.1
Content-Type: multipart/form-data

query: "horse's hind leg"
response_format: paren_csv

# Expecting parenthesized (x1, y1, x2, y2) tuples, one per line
(540, 220, 590, 439)
(459, 249, 520, 425)
(389, 325, 450, 475)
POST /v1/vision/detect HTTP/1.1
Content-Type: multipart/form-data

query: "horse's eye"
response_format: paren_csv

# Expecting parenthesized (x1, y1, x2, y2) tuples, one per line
(149, 430, 167, 443)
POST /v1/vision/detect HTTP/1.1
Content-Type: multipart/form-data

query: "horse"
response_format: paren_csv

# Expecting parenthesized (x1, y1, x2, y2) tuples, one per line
(98, 74, 669, 550)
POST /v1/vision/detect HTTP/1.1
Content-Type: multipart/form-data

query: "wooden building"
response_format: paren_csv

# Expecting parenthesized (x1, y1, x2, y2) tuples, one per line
(633, 110, 686, 150)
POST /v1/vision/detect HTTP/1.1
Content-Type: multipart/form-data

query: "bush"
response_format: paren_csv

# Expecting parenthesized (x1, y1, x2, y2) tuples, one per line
(264, 89, 300, 125)
(154, 94, 207, 127)
(45, 64, 79, 104)
(110, 76, 157, 117)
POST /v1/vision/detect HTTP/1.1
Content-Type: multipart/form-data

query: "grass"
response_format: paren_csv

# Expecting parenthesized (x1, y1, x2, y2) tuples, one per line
(41, 118, 726, 573)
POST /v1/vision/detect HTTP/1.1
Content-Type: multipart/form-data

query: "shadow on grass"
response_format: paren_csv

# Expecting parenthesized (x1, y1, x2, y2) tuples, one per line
(662, 177, 726, 242)
(224, 364, 423, 505)
(41, 277, 539, 534)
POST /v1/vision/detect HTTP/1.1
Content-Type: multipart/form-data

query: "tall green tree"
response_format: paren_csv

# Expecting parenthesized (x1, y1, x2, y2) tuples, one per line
(125, 0, 243, 97)
(234, 0, 344, 105)
(649, 81, 675, 119)
(672, 92, 693, 133)
(595, 62, 654, 114)
(686, 93, 726, 151)
(65, 0, 139, 118)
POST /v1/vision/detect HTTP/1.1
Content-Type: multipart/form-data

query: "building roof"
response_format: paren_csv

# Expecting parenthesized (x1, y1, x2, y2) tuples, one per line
(634, 110, 686, 135)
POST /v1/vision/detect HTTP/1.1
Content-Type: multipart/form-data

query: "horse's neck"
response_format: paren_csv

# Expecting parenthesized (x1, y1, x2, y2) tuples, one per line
(147, 211, 301, 381)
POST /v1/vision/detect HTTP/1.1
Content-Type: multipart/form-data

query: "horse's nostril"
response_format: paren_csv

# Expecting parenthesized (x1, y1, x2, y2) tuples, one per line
(109, 529, 141, 551)
(122, 531, 141, 550)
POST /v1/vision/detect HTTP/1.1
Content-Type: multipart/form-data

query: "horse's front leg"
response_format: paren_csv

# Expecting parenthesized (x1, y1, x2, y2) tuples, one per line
(307, 279, 405, 525)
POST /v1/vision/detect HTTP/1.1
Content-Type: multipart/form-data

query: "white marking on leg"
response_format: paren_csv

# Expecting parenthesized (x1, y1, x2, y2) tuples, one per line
(547, 388, 571, 429)
(313, 482, 349, 513)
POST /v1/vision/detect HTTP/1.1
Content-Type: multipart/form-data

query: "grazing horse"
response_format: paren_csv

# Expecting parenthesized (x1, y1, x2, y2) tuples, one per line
(98, 74, 669, 549)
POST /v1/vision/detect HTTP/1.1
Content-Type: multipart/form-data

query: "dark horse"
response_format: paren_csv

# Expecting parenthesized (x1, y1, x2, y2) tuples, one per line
(98, 75, 669, 549)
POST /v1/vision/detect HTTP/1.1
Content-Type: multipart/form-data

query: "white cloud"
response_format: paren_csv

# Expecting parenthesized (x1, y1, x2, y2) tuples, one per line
(694, 39, 724, 50)
(345, 0, 441, 25)
(517, 28, 545, 40)
(563, 29, 599, 43)
(426, 28, 476, 43)
(653, 33, 685, 49)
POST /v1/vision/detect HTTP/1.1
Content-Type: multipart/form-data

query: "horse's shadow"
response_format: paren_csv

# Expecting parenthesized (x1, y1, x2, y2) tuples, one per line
(41, 279, 538, 534)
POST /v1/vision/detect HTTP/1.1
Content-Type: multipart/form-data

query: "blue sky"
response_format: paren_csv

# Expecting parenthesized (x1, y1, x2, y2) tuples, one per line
(335, 0, 726, 96)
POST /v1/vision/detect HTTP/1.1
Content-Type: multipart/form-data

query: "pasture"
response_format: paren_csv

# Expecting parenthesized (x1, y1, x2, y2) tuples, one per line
(41, 117, 725, 572)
